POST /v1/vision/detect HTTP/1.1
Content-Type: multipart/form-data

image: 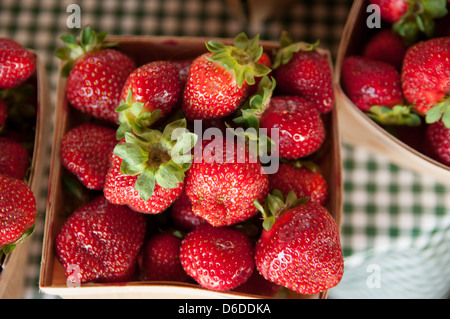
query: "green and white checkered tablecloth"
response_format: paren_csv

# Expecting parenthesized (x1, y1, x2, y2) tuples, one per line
(1, 0, 449, 299)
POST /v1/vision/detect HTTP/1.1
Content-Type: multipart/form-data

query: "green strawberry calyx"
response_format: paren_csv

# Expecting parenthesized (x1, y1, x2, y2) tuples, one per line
(393, 0, 448, 46)
(425, 98, 450, 128)
(205, 32, 271, 87)
(254, 190, 308, 231)
(272, 31, 319, 69)
(55, 25, 118, 77)
(116, 88, 163, 140)
(113, 118, 198, 201)
(233, 75, 276, 130)
(0, 223, 35, 260)
(367, 105, 422, 126)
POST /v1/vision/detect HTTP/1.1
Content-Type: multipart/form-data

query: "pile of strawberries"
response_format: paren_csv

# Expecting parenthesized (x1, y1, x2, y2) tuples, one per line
(341, 0, 450, 167)
(0, 38, 38, 266)
(54, 27, 343, 296)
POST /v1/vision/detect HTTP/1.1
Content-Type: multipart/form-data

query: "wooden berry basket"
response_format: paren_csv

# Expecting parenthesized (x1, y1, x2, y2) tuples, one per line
(334, 0, 450, 186)
(39, 36, 342, 299)
(0, 51, 52, 299)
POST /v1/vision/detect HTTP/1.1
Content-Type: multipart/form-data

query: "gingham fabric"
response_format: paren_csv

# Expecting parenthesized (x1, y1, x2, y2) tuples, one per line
(0, 0, 449, 299)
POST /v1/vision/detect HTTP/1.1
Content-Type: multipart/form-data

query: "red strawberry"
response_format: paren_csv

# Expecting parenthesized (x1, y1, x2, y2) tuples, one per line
(140, 232, 188, 282)
(254, 191, 344, 295)
(258, 96, 326, 159)
(55, 195, 146, 284)
(0, 38, 36, 89)
(0, 97, 7, 128)
(0, 137, 30, 180)
(116, 61, 181, 139)
(60, 123, 117, 190)
(184, 137, 269, 227)
(425, 120, 450, 166)
(104, 119, 197, 214)
(273, 32, 335, 114)
(268, 161, 328, 206)
(56, 26, 136, 123)
(170, 191, 208, 231)
(0, 174, 36, 258)
(363, 29, 407, 70)
(341, 56, 404, 112)
(369, 0, 409, 24)
(179, 225, 255, 291)
(182, 33, 271, 120)
(401, 37, 450, 125)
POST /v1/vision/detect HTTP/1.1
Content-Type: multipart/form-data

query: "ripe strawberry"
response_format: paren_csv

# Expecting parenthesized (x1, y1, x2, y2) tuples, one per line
(401, 37, 450, 125)
(273, 32, 334, 114)
(363, 29, 407, 70)
(104, 119, 197, 214)
(182, 33, 271, 120)
(0, 174, 37, 258)
(140, 232, 188, 282)
(56, 26, 136, 123)
(0, 38, 36, 89)
(60, 123, 117, 190)
(341, 56, 404, 112)
(258, 96, 326, 159)
(116, 61, 182, 139)
(55, 195, 146, 284)
(184, 137, 269, 227)
(254, 191, 344, 295)
(369, 0, 409, 24)
(268, 161, 328, 206)
(425, 120, 450, 166)
(170, 190, 208, 231)
(179, 225, 255, 291)
(0, 137, 30, 180)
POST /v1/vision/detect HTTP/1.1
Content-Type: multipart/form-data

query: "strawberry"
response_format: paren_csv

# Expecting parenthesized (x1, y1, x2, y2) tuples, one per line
(0, 137, 30, 180)
(0, 38, 36, 89)
(268, 161, 328, 206)
(116, 61, 182, 139)
(0, 174, 37, 258)
(140, 231, 188, 282)
(369, 0, 410, 24)
(401, 37, 450, 127)
(184, 137, 269, 227)
(254, 191, 344, 295)
(179, 224, 255, 291)
(56, 26, 136, 123)
(182, 33, 271, 120)
(60, 123, 117, 190)
(104, 118, 197, 214)
(55, 195, 146, 284)
(341, 56, 404, 112)
(272, 32, 335, 114)
(258, 96, 326, 159)
(425, 120, 450, 166)
(363, 29, 407, 70)
(170, 190, 208, 231)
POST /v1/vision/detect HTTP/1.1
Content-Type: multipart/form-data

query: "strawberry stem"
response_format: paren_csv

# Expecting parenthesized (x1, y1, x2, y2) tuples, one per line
(205, 32, 271, 87)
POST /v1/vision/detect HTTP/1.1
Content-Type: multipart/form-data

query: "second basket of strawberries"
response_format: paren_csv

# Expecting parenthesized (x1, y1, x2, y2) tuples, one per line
(40, 27, 343, 298)
(335, 0, 450, 185)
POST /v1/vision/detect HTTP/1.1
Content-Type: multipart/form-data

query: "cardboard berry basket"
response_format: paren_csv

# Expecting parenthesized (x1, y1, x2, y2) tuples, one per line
(334, 0, 450, 186)
(39, 36, 342, 299)
(0, 51, 52, 299)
